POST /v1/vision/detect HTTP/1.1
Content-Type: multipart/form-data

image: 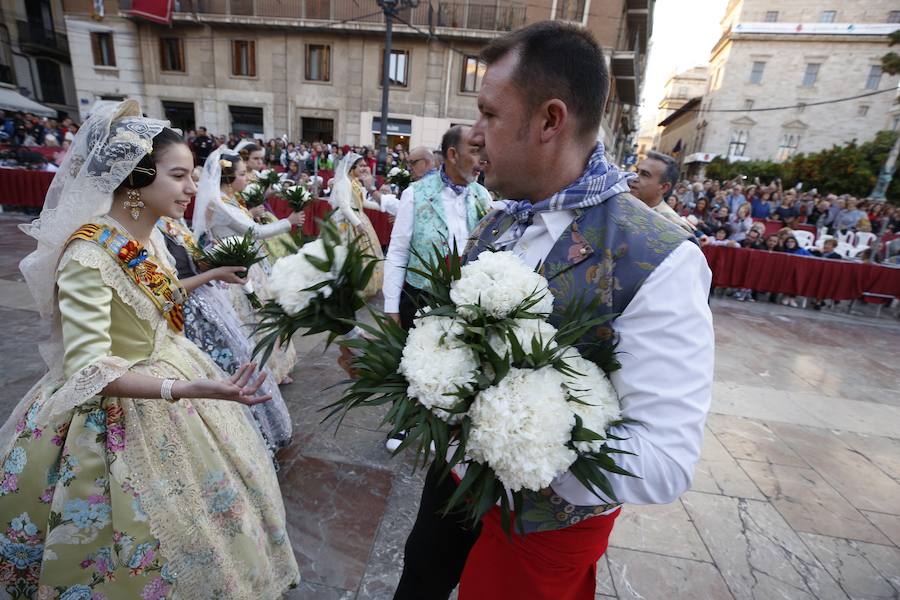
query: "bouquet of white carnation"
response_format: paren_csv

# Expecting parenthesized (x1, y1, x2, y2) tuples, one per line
(239, 181, 266, 209)
(253, 168, 282, 192)
(199, 229, 267, 308)
(327, 248, 634, 534)
(274, 182, 313, 213)
(252, 220, 377, 365)
(387, 166, 411, 193)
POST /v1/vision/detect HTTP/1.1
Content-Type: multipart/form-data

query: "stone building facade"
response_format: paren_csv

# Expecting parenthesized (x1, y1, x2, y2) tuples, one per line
(0, 0, 78, 118)
(61, 0, 653, 158)
(651, 65, 706, 149)
(685, 0, 900, 170)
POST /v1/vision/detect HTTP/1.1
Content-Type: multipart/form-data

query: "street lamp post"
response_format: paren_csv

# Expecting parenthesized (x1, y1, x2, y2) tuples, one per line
(377, 0, 397, 178)
(376, 0, 418, 177)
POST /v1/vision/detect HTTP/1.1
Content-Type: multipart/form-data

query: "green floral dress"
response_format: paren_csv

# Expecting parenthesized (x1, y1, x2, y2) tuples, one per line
(0, 224, 299, 599)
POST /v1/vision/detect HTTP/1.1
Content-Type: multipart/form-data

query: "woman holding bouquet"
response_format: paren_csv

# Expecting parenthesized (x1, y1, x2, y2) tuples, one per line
(193, 148, 303, 385)
(0, 100, 299, 598)
(157, 216, 293, 454)
(239, 140, 298, 261)
(329, 153, 384, 298)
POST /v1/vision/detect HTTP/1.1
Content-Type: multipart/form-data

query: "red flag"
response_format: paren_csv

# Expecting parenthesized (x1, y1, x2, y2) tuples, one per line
(125, 0, 173, 25)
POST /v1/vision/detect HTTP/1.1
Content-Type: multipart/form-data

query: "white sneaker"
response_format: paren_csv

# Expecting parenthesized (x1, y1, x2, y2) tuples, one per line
(385, 431, 406, 452)
(789, 298, 799, 307)
(385, 431, 436, 453)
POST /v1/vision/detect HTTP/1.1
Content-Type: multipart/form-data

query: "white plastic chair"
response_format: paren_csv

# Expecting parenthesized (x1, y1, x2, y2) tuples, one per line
(835, 242, 855, 258)
(793, 230, 815, 248)
(837, 230, 855, 244)
(854, 232, 876, 248)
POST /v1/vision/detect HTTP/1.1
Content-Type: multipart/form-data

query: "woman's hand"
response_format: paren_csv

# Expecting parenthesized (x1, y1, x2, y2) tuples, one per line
(250, 205, 266, 219)
(174, 363, 272, 405)
(288, 211, 306, 227)
(208, 266, 248, 285)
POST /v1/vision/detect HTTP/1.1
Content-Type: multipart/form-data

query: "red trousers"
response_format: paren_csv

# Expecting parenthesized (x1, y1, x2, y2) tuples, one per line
(458, 506, 620, 600)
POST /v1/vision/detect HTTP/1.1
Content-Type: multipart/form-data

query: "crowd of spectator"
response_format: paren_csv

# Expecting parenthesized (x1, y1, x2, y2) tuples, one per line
(666, 177, 900, 240)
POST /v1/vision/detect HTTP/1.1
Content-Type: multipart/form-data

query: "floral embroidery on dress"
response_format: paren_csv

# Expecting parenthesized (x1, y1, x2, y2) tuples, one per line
(0, 512, 43, 597)
(202, 472, 245, 537)
(0, 447, 26, 496)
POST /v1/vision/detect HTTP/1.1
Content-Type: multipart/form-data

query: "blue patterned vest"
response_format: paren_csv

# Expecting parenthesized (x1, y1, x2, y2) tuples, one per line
(465, 191, 691, 533)
(406, 171, 491, 290)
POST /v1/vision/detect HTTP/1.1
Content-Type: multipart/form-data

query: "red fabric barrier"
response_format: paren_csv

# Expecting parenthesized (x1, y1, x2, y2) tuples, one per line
(0, 168, 56, 208)
(268, 198, 393, 246)
(702, 245, 900, 301)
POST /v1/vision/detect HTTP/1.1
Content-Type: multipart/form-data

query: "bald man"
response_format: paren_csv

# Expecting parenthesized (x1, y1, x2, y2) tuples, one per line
(407, 146, 435, 180)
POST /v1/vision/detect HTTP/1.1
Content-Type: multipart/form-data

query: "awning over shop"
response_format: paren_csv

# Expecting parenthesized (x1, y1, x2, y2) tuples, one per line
(0, 87, 56, 117)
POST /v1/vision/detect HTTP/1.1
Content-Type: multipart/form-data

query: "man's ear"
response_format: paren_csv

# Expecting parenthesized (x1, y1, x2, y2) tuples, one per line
(539, 99, 568, 144)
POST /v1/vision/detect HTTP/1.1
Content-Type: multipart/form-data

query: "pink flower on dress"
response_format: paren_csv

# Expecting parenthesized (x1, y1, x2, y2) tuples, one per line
(87, 494, 108, 506)
(106, 423, 126, 453)
(40, 487, 54, 504)
(1, 473, 17, 493)
(140, 577, 170, 600)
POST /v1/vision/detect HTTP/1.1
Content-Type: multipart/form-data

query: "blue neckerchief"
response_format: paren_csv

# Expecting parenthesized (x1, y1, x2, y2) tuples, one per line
(440, 166, 467, 196)
(503, 143, 634, 242)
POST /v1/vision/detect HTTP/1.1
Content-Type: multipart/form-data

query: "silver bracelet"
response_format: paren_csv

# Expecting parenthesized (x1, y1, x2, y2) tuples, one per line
(160, 378, 177, 401)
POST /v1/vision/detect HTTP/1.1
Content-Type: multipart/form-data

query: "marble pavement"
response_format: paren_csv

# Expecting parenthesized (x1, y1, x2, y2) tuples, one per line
(0, 213, 898, 599)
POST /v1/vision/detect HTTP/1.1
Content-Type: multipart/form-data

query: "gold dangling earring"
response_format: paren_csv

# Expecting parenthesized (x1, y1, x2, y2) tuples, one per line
(124, 188, 144, 221)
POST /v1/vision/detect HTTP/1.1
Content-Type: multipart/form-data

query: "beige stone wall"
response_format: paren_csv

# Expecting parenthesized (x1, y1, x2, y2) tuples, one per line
(658, 111, 698, 160)
(737, 0, 899, 24)
(65, 15, 146, 120)
(700, 34, 898, 161)
(62, 0, 647, 155)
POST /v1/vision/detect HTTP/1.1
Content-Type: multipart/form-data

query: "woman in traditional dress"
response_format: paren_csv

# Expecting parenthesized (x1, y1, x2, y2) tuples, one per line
(329, 153, 385, 298)
(0, 100, 299, 598)
(157, 216, 293, 454)
(238, 141, 298, 261)
(192, 148, 303, 384)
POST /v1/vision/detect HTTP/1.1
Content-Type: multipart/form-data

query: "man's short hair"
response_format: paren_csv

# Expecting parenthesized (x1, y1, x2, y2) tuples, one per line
(441, 125, 468, 158)
(646, 151, 680, 191)
(480, 21, 608, 138)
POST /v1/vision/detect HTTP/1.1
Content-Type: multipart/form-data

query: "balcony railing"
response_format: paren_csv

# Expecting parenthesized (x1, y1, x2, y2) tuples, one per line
(16, 21, 69, 59)
(172, 0, 526, 33)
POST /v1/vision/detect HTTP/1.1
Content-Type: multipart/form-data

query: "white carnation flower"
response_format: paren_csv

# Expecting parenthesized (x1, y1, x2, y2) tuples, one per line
(268, 238, 347, 315)
(487, 318, 558, 358)
(562, 354, 621, 453)
(450, 251, 553, 321)
(400, 316, 479, 423)
(467, 367, 577, 491)
(388, 167, 402, 177)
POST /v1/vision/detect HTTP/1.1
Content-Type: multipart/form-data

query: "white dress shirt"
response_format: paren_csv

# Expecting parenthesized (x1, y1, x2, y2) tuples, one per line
(455, 209, 714, 508)
(383, 185, 474, 313)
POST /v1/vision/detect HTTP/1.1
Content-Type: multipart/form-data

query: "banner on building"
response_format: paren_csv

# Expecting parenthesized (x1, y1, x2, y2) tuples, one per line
(123, 0, 174, 25)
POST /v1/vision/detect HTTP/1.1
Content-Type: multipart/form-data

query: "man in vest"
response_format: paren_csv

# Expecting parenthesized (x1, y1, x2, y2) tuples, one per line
(393, 22, 714, 600)
(382, 125, 492, 330)
(382, 125, 492, 453)
(629, 151, 696, 234)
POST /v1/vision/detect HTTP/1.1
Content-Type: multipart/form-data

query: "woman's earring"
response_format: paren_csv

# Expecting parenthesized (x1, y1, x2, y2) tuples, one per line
(124, 188, 144, 221)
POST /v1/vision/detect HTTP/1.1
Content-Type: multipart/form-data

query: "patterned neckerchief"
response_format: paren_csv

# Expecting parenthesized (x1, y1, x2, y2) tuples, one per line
(439, 166, 467, 196)
(502, 143, 634, 242)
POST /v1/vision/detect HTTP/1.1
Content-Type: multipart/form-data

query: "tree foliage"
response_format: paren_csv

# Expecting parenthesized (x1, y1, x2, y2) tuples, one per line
(704, 131, 900, 203)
